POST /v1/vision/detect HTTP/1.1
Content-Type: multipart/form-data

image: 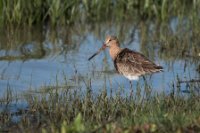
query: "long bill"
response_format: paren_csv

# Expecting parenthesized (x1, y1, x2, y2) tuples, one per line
(88, 44, 106, 61)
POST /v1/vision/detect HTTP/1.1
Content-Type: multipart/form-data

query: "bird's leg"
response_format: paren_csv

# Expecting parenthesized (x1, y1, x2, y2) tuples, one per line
(142, 76, 150, 96)
(142, 76, 147, 84)
(129, 80, 133, 98)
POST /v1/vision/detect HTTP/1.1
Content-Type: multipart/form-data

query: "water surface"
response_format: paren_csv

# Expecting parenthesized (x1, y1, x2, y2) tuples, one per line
(0, 21, 199, 100)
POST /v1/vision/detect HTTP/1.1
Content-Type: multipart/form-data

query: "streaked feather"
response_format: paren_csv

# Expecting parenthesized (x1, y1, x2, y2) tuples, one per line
(114, 48, 163, 78)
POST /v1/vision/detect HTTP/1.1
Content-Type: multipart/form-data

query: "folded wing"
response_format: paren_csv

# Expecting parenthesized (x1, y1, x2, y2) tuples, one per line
(114, 48, 163, 77)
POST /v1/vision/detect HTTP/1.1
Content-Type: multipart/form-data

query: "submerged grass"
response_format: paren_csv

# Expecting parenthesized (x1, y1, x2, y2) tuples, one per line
(0, 80, 200, 132)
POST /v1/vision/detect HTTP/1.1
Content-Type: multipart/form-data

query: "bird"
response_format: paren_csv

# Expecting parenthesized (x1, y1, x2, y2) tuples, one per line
(88, 35, 163, 88)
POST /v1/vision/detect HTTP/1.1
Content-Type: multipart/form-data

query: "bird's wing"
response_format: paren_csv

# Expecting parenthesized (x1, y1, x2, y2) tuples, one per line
(114, 48, 162, 76)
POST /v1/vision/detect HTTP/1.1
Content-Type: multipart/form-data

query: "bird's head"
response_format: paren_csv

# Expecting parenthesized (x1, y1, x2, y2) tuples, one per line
(88, 35, 119, 61)
(104, 35, 119, 48)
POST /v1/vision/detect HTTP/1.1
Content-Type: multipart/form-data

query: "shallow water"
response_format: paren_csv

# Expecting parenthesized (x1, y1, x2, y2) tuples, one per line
(0, 21, 199, 101)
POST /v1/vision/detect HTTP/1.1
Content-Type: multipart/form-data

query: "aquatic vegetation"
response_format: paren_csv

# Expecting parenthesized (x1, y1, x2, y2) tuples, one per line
(0, 80, 200, 132)
(0, 0, 200, 27)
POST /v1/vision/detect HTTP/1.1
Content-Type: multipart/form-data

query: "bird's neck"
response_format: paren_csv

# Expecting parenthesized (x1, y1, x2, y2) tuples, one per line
(109, 45, 122, 60)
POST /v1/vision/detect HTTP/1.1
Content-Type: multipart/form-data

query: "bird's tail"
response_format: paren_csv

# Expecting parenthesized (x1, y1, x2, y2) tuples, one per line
(155, 66, 164, 72)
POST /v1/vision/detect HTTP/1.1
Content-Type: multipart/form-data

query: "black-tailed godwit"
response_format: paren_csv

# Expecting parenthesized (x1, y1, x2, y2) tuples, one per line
(88, 35, 163, 87)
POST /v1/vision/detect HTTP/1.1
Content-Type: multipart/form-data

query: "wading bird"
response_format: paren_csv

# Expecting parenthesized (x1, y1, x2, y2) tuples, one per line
(88, 35, 163, 88)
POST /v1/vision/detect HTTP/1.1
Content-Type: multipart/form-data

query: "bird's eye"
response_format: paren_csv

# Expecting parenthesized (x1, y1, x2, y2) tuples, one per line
(109, 39, 111, 42)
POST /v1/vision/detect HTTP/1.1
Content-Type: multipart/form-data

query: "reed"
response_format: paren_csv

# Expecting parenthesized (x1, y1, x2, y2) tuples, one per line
(0, 0, 199, 27)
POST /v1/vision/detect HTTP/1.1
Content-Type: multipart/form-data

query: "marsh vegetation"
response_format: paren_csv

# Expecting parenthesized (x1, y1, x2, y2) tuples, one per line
(0, 0, 200, 132)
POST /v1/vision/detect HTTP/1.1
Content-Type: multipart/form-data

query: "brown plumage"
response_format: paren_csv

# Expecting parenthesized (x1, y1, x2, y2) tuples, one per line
(114, 48, 163, 80)
(88, 35, 163, 80)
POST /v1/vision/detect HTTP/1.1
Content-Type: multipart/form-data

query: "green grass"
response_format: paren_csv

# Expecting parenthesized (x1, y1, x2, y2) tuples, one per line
(0, 81, 200, 133)
(0, 0, 200, 27)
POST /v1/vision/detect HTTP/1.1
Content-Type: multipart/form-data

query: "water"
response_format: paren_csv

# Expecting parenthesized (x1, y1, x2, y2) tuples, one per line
(0, 22, 199, 101)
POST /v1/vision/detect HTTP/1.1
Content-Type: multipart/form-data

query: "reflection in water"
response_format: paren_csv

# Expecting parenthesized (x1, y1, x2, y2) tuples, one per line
(0, 20, 199, 99)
